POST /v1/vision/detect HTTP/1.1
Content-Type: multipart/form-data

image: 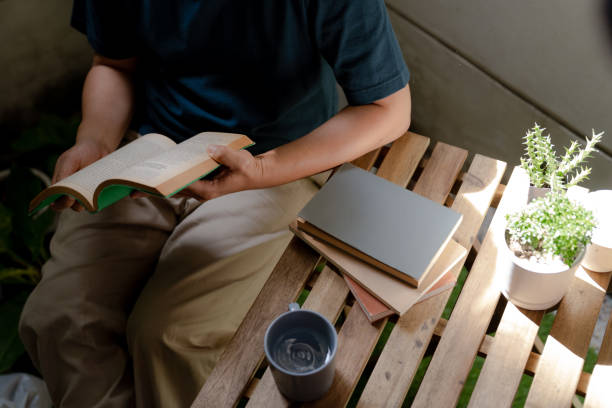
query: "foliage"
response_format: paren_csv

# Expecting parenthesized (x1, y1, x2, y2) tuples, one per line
(520, 123, 603, 192)
(506, 193, 596, 266)
(0, 166, 56, 285)
(0, 114, 78, 374)
(9, 114, 79, 177)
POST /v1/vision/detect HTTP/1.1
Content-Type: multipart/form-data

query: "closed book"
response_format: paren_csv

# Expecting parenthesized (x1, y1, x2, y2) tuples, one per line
(344, 267, 457, 323)
(297, 163, 463, 287)
(344, 275, 394, 323)
(290, 222, 466, 315)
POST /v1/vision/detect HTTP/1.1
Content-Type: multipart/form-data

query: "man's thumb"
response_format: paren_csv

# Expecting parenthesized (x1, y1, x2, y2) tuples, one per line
(207, 145, 242, 168)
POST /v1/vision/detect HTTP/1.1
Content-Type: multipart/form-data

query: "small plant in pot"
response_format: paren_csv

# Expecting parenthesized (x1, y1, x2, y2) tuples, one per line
(499, 125, 603, 310)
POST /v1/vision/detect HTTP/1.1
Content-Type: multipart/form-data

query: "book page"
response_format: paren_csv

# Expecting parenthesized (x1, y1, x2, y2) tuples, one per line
(115, 132, 244, 187)
(53, 134, 175, 203)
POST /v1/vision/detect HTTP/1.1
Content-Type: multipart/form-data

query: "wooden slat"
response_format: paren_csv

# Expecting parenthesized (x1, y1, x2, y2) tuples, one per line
(411, 166, 529, 408)
(412, 141, 468, 204)
(305, 304, 384, 408)
(449, 154, 506, 249)
(491, 183, 506, 208)
(468, 303, 544, 408)
(356, 268, 461, 408)
(246, 266, 349, 407)
(191, 238, 320, 408)
(433, 317, 592, 396)
(352, 147, 382, 171)
(300, 137, 448, 407)
(525, 269, 612, 407)
(244, 132, 431, 407)
(376, 132, 429, 187)
(357, 154, 504, 408)
(584, 308, 612, 408)
(301, 267, 350, 320)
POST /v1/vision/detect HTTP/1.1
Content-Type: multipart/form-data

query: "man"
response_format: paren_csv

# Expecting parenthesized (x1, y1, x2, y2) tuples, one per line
(19, 0, 411, 407)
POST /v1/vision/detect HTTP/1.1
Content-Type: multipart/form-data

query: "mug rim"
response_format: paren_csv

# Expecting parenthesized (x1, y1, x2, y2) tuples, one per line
(264, 308, 338, 377)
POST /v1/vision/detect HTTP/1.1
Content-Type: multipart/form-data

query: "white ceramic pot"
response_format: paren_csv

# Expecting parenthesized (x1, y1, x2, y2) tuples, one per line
(497, 228, 585, 310)
(581, 190, 612, 272)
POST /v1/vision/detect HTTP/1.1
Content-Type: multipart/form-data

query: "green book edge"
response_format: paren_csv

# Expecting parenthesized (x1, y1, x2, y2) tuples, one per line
(29, 142, 254, 215)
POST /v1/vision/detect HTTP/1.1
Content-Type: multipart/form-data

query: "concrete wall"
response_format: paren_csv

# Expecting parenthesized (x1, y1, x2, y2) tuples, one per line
(0, 0, 91, 129)
(387, 1, 612, 189)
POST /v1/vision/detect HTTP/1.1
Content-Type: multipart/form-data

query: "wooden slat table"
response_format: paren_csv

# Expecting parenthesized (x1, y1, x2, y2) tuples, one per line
(191, 132, 612, 408)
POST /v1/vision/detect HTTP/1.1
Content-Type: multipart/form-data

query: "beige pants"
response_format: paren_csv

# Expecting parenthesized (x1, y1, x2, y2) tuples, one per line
(19, 176, 321, 408)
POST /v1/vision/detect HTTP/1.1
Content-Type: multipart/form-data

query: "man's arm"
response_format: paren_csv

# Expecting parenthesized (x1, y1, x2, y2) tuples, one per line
(259, 84, 411, 186)
(183, 84, 411, 200)
(52, 54, 137, 211)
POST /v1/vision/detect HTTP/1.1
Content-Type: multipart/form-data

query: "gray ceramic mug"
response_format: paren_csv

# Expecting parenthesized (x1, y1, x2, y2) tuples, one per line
(264, 303, 338, 402)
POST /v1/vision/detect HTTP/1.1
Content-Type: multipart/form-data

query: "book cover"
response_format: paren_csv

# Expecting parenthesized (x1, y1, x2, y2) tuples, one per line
(297, 163, 463, 287)
(344, 268, 457, 323)
(344, 275, 394, 323)
(290, 222, 466, 315)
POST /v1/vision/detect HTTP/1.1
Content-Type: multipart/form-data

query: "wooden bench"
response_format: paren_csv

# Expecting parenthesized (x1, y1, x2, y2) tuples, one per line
(191, 131, 612, 407)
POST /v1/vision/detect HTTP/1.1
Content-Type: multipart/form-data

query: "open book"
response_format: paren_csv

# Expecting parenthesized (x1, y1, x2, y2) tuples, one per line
(29, 132, 253, 213)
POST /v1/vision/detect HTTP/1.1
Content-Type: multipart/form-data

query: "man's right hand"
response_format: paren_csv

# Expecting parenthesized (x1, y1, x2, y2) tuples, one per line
(51, 139, 113, 212)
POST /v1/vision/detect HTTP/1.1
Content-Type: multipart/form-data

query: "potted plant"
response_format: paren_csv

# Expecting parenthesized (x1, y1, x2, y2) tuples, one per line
(498, 125, 603, 310)
(520, 123, 602, 200)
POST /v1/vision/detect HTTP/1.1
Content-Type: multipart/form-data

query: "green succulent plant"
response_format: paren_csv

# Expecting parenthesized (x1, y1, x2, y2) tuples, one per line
(520, 123, 603, 192)
(505, 192, 596, 267)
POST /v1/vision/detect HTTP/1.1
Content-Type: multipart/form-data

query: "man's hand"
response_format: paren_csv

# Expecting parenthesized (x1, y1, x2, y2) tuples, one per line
(132, 145, 266, 202)
(51, 139, 113, 212)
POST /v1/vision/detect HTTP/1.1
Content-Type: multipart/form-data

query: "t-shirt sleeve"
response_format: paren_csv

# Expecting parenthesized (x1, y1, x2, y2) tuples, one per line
(309, 0, 409, 106)
(71, 0, 138, 59)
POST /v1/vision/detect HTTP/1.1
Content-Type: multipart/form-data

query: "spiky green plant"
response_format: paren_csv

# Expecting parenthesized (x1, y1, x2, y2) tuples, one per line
(520, 124, 603, 192)
(505, 193, 596, 266)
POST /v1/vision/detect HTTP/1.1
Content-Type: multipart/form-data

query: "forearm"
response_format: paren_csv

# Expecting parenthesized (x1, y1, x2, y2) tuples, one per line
(258, 85, 411, 186)
(76, 55, 137, 153)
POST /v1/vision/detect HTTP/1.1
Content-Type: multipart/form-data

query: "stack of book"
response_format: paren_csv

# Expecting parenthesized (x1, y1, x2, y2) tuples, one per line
(292, 163, 466, 322)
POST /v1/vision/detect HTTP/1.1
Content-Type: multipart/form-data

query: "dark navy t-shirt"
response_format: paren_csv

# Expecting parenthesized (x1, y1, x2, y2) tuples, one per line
(72, 0, 409, 154)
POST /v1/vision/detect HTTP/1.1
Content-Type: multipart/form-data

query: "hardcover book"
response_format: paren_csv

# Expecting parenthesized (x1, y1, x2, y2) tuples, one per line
(344, 271, 457, 323)
(297, 163, 463, 287)
(290, 222, 466, 315)
(29, 132, 253, 213)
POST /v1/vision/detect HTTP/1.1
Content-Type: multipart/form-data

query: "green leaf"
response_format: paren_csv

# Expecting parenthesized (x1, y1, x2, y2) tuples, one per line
(0, 266, 40, 285)
(0, 203, 12, 253)
(0, 288, 30, 373)
(2, 165, 54, 266)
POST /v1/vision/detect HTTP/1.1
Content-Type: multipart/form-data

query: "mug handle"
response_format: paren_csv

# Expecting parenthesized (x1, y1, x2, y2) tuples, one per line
(289, 302, 300, 312)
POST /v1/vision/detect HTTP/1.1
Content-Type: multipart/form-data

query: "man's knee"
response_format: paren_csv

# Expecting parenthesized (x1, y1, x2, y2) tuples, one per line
(18, 284, 72, 368)
(19, 282, 117, 358)
(126, 307, 181, 356)
(18, 292, 43, 365)
(126, 303, 234, 364)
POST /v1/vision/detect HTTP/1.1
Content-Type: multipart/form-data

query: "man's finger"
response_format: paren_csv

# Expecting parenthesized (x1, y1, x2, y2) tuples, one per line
(130, 190, 149, 199)
(71, 201, 85, 212)
(51, 195, 75, 211)
(53, 155, 80, 184)
(183, 180, 218, 201)
(207, 145, 245, 170)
